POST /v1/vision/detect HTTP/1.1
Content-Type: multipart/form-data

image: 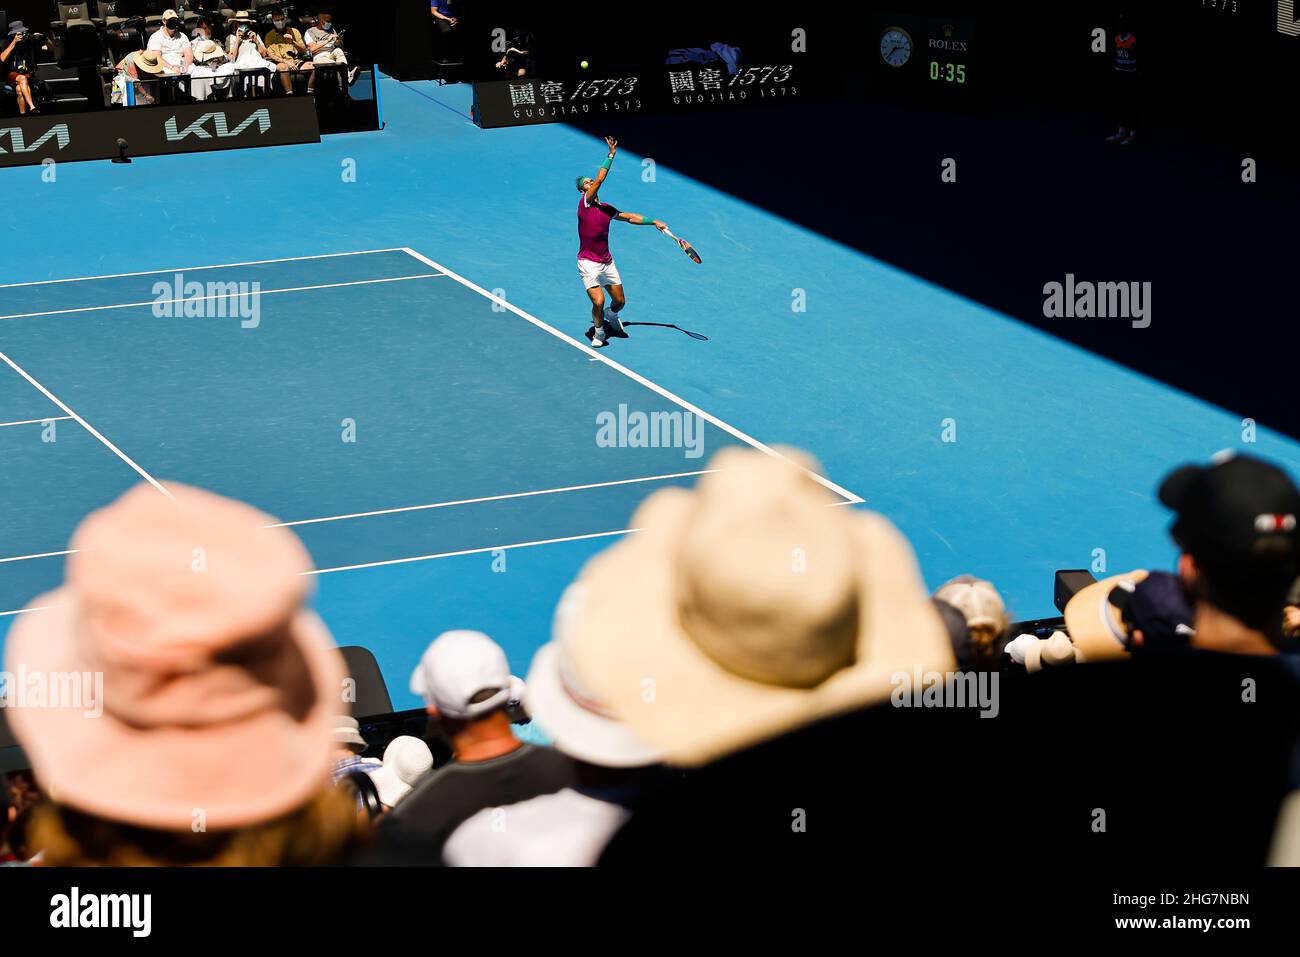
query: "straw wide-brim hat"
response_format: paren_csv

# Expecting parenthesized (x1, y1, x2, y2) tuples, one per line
(192, 39, 225, 62)
(132, 50, 166, 74)
(1063, 569, 1149, 662)
(4, 483, 346, 831)
(563, 446, 955, 767)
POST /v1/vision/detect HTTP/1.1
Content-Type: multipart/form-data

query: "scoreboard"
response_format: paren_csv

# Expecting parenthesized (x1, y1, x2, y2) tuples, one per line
(869, 14, 977, 105)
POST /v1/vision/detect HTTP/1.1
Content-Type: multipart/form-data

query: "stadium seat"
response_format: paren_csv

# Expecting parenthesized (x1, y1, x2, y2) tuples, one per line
(339, 646, 394, 718)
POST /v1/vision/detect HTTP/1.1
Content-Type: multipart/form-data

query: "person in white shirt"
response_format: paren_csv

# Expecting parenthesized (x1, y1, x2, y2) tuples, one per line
(188, 39, 236, 101)
(225, 11, 285, 92)
(146, 9, 192, 75)
(303, 11, 358, 92)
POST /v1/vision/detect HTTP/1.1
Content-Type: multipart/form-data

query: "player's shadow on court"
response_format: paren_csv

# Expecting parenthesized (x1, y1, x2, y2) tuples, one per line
(586, 322, 708, 343)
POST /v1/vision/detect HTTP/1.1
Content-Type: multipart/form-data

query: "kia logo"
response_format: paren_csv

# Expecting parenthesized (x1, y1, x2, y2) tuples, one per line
(0, 124, 72, 153)
(164, 109, 272, 141)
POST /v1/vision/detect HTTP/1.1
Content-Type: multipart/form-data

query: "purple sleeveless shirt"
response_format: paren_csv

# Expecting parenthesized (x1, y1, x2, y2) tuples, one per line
(577, 195, 616, 264)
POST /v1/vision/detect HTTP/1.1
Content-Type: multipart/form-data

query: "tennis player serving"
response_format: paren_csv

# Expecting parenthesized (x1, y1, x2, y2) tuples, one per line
(576, 136, 667, 348)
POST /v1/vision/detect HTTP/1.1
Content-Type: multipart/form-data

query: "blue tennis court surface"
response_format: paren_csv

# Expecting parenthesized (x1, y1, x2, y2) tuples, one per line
(4, 77, 1300, 710)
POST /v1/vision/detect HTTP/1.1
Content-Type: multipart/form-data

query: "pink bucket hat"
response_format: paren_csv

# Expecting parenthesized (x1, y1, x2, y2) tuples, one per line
(3, 483, 346, 831)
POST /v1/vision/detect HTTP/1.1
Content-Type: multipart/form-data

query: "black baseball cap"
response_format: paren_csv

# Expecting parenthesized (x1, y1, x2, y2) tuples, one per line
(1158, 452, 1300, 563)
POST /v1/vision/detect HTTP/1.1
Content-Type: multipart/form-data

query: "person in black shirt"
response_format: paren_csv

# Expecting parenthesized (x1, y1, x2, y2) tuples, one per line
(361, 630, 579, 865)
(2, 22, 49, 116)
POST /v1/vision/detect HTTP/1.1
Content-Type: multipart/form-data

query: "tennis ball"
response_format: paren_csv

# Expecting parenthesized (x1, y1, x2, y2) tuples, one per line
(580, 60, 589, 69)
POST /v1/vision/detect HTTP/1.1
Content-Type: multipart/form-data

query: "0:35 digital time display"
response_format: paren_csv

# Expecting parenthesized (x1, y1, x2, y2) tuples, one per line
(928, 61, 966, 84)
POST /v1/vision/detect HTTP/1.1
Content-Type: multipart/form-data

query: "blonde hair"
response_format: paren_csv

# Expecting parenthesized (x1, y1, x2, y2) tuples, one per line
(934, 577, 1010, 657)
(31, 784, 369, 867)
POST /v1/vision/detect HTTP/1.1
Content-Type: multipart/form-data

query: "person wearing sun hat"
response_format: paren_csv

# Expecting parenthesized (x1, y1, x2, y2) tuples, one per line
(545, 447, 966, 865)
(566, 445, 955, 769)
(188, 37, 237, 99)
(439, 586, 668, 865)
(2, 482, 365, 866)
(368, 736, 435, 809)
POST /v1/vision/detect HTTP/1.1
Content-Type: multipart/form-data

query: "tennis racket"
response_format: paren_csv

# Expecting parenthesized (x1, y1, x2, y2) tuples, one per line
(662, 227, 701, 264)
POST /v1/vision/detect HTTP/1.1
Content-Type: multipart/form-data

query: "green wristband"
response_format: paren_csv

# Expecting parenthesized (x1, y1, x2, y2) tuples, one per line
(601, 155, 613, 171)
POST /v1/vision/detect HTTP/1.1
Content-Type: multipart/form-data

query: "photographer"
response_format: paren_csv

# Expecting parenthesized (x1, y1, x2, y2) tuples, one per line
(3, 21, 50, 116)
(225, 11, 285, 93)
(495, 30, 535, 79)
(264, 7, 315, 94)
(146, 9, 194, 75)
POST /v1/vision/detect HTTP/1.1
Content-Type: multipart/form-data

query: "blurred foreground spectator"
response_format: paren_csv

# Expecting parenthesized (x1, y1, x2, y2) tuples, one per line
(442, 587, 668, 865)
(568, 447, 958, 865)
(993, 452, 1300, 865)
(369, 736, 434, 810)
(933, 575, 1009, 670)
(3, 483, 365, 866)
(365, 630, 577, 864)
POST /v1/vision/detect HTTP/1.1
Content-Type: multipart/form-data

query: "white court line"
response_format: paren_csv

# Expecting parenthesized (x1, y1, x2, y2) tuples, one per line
(265, 469, 718, 528)
(0, 548, 82, 565)
(399, 247, 866, 505)
(0, 274, 445, 322)
(0, 415, 72, 428)
(0, 247, 413, 290)
(306, 528, 638, 576)
(0, 351, 172, 499)
(0, 605, 57, 618)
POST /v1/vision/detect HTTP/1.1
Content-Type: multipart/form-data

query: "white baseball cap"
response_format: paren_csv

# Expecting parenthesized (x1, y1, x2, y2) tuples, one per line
(409, 630, 525, 719)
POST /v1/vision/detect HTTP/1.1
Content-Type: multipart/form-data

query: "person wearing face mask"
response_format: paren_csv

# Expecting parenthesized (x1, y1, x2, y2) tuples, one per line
(264, 7, 314, 93)
(304, 11, 358, 89)
(146, 9, 194, 76)
(225, 11, 286, 93)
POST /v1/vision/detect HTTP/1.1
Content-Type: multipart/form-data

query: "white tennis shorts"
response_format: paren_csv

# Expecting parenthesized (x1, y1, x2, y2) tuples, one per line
(578, 257, 622, 290)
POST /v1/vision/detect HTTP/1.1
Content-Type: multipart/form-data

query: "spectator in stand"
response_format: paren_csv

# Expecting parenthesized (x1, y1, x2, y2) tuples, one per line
(264, 7, 315, 93)
(989, 451, 1300, 866)
(2, 482, 366, 866)
(932, 575, 1010, 670)
(1104, 10, 1138, 145)
(113, 49, 167, 106)
(2, 773, 42, 865)
(369, 736, 434, 811)
(442, 586, 668, 865)
(226, 11, 286, 93)
(147, 9, 194, 76)
(494, 30, 535, 78)
(561, 447, 956, 866)
(367, 630, 578, 864)
(1283, 577, 1300, 640)
(329, 715, 382, 784)
(188, 39, 237, 101)
(2, 21, 51, 115)
(304, 10, 358, 89)
(191, 15, 217, 44)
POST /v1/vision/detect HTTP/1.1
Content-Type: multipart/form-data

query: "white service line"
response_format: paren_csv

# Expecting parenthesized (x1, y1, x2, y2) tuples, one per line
(0, 415, 73, 428)
(306, 527, 639, 576)
(0, 274, 446, 322)
(266, 469, 718, 528)
(399, 247, 865, 505)
(0, 350, 172, 499)
(0, 247, 413, 290)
